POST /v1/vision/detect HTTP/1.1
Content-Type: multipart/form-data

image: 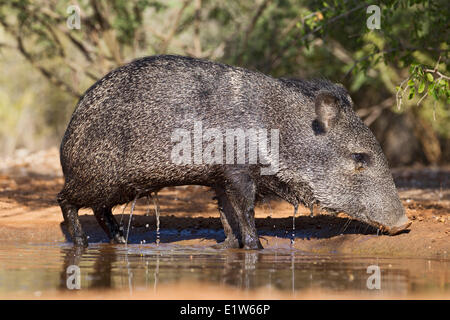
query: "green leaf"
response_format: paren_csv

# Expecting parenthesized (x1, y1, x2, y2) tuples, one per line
(426, 73, 434, 82)
(408, 79, 415, 87)
(432, 91, 438, 100)
(418, 81, 425, 94)
(408, 87, 415, 100)
(428, 83, 435, 96)
(428, 86, 438, 100)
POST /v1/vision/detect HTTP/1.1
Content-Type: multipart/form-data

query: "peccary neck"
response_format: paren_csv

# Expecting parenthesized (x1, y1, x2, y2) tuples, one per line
(256, 171, 316, 208)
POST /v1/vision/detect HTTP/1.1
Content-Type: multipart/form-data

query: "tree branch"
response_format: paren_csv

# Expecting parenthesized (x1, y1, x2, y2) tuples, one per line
(16, 32, 82, 98)
(237, 0, 273, 63)
(192, 0, 202, 57)
(160, 0, 191, 54)
(269, 3, 367, 70)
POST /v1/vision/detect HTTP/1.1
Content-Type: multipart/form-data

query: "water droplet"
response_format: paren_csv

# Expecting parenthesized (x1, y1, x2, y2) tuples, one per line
(126, 195, 138, 245)
(153, 192, 161, 246)
(290, 205, 298, 247)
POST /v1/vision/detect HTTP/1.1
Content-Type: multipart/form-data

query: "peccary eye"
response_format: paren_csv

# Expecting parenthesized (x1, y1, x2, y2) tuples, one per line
(351, 153, 370, 170)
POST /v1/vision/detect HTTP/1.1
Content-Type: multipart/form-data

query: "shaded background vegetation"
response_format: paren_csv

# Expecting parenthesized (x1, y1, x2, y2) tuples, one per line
(0, 0, 448, 167)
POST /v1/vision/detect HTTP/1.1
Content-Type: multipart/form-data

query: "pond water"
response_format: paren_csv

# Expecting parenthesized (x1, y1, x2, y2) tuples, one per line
(0, 239, 447, 298)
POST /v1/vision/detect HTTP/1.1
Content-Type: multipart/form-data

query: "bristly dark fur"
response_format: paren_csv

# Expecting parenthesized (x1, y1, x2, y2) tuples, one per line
(58, 54, 407, 248)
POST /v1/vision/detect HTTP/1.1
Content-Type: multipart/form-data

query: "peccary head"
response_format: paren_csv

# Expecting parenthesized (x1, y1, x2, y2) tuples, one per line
(281, 79, 410, 235)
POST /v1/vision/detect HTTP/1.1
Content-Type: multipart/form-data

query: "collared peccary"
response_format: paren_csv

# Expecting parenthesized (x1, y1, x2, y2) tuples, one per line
(58, 55, 411, 248)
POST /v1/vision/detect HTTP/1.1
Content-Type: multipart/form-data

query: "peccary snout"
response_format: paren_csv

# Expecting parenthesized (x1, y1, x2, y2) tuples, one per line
(365, 194, 411, 235)
(360, 193, 411, 235)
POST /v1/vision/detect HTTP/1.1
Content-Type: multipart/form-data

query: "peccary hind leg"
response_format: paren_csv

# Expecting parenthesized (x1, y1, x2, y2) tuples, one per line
(93, 207, 126, 244)
(212, 188, 241, 249)
(58, 198, 88, 247)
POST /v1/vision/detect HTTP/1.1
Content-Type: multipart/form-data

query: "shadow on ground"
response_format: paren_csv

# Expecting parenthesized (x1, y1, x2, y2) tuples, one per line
(60, 214, 396, 245)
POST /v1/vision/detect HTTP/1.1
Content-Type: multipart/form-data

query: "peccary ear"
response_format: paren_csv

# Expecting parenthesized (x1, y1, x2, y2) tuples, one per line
(313, 90, 340, 134)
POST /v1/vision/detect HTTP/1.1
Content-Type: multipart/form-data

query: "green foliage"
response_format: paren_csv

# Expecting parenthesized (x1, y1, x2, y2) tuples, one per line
(0, 0, 448, 160)
(406, 63, 449, 103)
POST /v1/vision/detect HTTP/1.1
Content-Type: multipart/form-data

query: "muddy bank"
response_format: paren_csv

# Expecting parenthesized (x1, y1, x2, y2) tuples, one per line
(0, 148, 448, 258)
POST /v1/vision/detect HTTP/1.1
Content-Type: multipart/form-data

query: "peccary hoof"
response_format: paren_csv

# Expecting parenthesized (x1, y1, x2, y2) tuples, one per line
(73, 236, 88, 248)
(112, 234, 127, 244)
(243, 239, 263, 250)
(211, 237, 240, 249)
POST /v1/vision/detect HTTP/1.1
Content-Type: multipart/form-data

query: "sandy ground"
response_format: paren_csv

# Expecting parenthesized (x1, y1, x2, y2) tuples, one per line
(0, 148, 448, 258)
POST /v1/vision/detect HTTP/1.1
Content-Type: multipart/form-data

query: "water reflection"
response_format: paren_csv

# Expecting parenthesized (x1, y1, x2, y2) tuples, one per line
(58, 244, 447, 295)
(0, 243, 447, 296)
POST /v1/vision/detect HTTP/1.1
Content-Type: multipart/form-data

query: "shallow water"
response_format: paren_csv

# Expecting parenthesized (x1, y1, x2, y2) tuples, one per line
(0, 241, 448, 298)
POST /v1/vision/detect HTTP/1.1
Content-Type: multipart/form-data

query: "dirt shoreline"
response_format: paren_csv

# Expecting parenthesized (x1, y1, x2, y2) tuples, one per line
(0, 148, 448, 258)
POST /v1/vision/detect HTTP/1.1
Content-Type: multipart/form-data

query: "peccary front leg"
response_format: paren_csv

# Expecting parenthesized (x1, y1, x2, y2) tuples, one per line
(93, 207, 126, 244)
(58, 199, 88, 247)
(212, 187, 241, 249)
(224, 171, 263, 250)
